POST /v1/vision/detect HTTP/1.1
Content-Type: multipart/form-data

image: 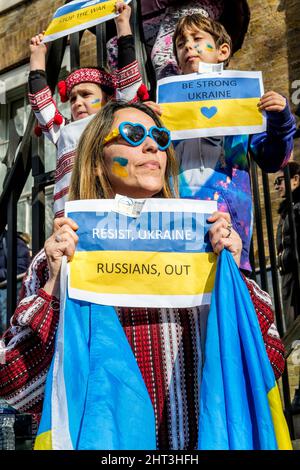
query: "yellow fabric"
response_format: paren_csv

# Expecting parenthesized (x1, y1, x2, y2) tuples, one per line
(34, 430, 52, 450)
(268, 384, 293, 450)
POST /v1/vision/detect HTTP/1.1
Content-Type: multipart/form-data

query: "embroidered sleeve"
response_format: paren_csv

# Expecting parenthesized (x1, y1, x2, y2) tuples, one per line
(0, 288, 59, 414)
(0, 249, 58, 416)
(115, 59, 143, 102)
(244, 276, 285, 379)
(28, 84, 65, 145)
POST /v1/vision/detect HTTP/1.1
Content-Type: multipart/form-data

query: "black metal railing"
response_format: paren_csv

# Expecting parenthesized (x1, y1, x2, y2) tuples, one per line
(250, 159, 300, 438)
(0, 0, 299, 441)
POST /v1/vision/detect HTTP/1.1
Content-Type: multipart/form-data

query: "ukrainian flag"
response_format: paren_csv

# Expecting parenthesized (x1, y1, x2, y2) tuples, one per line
(34, 259, 156, 450)
(43, 0, 131, 43)
(34, 251, 291, 450)
(198, 250, 292, 450)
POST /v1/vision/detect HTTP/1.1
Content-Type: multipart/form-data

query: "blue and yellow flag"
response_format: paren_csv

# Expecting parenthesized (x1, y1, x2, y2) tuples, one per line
(157, 71, 266, 139)
(43, 0, 132, 43)
(198, 250, 292, 450)
(34, 259, 156, 450)
(34, 221, 291, 449)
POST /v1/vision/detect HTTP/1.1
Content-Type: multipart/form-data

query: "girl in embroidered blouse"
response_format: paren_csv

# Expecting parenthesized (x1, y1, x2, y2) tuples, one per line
(28, 2, 143, 219)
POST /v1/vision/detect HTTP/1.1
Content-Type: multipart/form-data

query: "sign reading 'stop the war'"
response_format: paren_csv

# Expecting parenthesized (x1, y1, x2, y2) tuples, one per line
(43, 0, 132, 43)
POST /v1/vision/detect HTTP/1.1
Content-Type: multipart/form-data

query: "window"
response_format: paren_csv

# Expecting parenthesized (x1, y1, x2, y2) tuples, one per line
(0, 73, 32, 191)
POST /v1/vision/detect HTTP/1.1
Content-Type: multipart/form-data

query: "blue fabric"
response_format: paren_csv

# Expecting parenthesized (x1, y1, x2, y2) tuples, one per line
(38, 293, 156, 450)
(198, 250, 278, 450)
(74, 301, 156, 450)
(36, 352, 54, 436)
(37, 249, 284, 450)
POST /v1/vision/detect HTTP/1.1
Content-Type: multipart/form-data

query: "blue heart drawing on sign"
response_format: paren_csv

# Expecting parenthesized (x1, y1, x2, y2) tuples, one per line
(201, 106, 218, 119)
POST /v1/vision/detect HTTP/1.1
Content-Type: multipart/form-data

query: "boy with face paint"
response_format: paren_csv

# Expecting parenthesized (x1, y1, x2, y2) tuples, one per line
(169, 13, 296, 273)
(28, 2, 143, 219)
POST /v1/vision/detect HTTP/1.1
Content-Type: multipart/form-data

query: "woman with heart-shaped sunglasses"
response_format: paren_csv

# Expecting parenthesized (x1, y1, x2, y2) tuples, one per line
(0, 101, 285, 450)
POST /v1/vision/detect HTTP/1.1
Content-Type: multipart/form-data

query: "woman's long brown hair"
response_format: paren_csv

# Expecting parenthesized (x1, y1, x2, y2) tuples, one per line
(68, 101, 179, 201)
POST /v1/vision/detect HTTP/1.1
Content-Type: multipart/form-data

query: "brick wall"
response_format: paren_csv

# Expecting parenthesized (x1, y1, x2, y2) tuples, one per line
(0, 0, 61, 71)
(278, 357, 300, 438)
(0, 0, 99, 72)
(285, 0, 300, 107)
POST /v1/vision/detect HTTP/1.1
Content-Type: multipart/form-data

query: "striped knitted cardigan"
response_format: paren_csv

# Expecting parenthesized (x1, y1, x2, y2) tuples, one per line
(0, 249, 285, 450)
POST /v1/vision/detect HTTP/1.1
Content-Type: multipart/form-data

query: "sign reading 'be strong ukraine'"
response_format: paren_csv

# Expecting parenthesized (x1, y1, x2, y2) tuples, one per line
(157, 71, 266, 140)
(66, 199, 217, 308)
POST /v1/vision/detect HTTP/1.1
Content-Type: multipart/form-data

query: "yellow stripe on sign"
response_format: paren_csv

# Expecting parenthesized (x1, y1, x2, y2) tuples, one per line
(70, 250, 217, 296)
(267, 384, 293, 450)
(44, 0, 116, 36)
(34, 430, 52, 450)
(160, 98, 262, 131)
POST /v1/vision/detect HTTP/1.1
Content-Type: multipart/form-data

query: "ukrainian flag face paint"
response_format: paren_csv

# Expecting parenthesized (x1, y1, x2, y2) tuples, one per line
(90, 98, 102, 109)
(70, 83, 104, 121)
(100, 108, 168, 198)
(112, 157, 129, 178)
(205, 42, 215, 52)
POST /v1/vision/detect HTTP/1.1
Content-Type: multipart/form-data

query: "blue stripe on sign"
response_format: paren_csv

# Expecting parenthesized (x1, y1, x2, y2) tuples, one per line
(68, 211, 213, 253)
(54, 0, 107, 19)
(158, 77, 261, 103)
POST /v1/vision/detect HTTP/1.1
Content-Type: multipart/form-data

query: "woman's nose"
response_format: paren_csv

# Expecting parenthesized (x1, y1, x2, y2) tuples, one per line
(142, 136, 158, 153)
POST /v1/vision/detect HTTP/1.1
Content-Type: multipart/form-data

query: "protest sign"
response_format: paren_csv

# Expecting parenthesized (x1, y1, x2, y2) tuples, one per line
(66, 198, 217, 308)
(157, 71, 266, 139)
(43, 0, 132, 43)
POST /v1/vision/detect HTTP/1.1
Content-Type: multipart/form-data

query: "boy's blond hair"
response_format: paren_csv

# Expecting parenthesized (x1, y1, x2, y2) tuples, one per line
(173, 14, 232, 68)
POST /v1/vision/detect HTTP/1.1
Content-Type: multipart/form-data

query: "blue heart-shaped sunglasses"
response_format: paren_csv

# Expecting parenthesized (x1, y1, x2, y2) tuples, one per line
(103, 121, 171, 151)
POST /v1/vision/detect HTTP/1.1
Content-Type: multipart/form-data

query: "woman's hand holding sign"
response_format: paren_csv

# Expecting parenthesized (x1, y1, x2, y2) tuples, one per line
(43, 218, 79, 298)
(208, 211, 242, 267)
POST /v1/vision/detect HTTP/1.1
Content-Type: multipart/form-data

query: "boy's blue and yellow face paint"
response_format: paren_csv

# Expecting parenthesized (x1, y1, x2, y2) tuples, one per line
(205, 43, 214, 52)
